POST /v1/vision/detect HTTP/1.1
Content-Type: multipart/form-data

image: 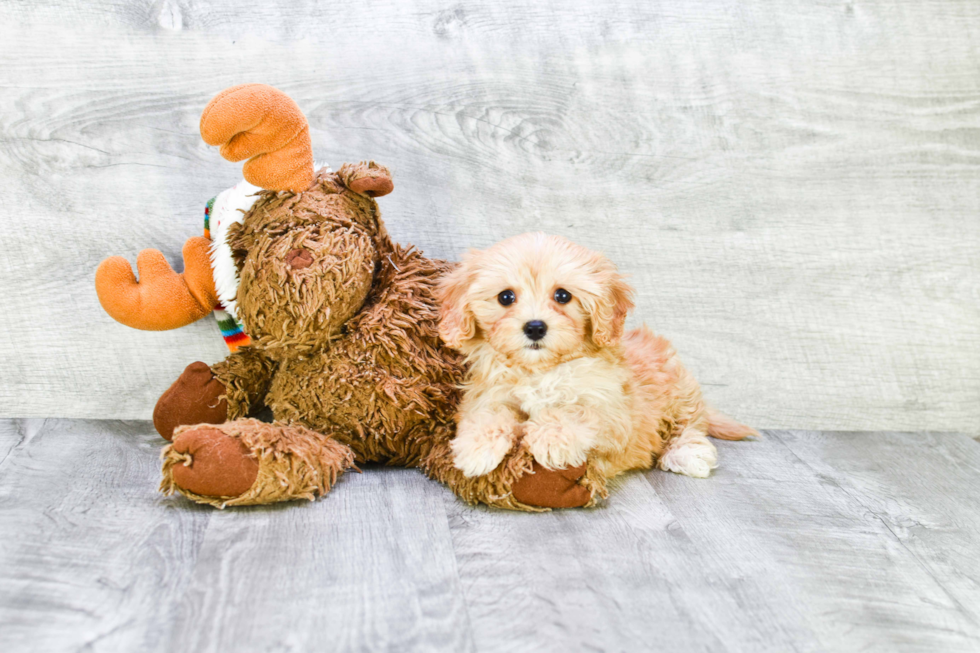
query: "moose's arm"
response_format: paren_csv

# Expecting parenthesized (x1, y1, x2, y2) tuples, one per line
(211, 346, 279, 420)
(152, 347, 278, 441)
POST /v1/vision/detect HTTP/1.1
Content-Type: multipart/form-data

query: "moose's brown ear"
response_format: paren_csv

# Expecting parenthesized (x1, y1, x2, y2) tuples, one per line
(337, 161, 394, 198)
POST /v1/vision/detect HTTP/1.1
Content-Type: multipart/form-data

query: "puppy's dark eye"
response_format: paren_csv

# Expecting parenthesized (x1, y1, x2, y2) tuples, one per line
(554, 288, 572, 304)
(498, 289, 516, 306)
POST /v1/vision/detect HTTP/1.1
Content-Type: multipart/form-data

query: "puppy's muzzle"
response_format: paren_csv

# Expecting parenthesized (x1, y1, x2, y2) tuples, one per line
(523, 320, 547, 341)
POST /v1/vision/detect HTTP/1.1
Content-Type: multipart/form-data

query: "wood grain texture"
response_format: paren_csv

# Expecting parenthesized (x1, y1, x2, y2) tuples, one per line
(0, 419, 213, 652)
(446, 472, 819, 652)
(774, 429, 980, 639)
(0, 1, 978, 429)
(0, 420, 24, 467)
(649, 430, 980, 652)
(169, 467, 474, 653)
(2, 420, 980, 652)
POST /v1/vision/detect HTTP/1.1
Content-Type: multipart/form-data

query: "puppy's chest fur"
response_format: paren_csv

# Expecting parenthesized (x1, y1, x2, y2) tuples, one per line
(494, 352, 631, 419)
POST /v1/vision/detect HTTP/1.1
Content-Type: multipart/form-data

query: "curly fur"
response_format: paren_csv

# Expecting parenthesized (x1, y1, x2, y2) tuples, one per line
(438, 232, 757, 482)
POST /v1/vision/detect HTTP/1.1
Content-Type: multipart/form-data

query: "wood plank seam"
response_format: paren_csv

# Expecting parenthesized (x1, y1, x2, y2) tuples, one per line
(768, 430, 980, 629)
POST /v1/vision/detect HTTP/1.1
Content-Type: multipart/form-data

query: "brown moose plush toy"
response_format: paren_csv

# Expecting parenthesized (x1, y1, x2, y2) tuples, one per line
(95, 84, 599, 510)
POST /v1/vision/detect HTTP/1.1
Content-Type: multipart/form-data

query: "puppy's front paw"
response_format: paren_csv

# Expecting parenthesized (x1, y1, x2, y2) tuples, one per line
(451, 414, 518, 478)
(524, 419, 592, 471)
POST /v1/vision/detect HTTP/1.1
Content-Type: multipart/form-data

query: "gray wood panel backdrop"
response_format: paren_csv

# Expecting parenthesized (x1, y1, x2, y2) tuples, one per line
(0, 0, 977, 431)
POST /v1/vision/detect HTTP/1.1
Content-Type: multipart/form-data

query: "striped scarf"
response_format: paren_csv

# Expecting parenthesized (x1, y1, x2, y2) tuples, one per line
(205, 197, 252, 352)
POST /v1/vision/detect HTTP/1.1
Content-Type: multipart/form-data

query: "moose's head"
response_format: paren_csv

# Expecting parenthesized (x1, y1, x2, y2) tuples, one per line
(95, 84, 395, 358)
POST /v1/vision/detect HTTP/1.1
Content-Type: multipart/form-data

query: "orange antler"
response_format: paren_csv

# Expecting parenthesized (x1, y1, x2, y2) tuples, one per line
(200, 84, 315, 193)
(95, 237, 218, 330)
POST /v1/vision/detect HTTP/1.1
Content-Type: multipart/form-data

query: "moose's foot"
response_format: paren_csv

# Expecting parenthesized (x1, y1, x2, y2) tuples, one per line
(511, 462, 594, 509)
(161, 419, 355, 508)
(168, 427, 259, 498)
(425, 431, 605, 511)
(153, 361, 228, 440)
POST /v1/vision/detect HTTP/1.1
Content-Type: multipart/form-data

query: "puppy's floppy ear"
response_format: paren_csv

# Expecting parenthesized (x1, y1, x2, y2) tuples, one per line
(438, 253, 478, 349)
(588, 259, 635, 348)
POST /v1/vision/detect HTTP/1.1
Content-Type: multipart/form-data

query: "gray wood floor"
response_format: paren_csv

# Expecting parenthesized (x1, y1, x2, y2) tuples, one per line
(1, 420, 978, 653)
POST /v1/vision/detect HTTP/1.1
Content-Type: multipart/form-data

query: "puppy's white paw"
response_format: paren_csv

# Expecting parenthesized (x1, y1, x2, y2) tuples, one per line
(451, 415, 518, 478)
(524, 419, 591, 470)
(659, 436, 718, 478)
(452, 441, 510, 478)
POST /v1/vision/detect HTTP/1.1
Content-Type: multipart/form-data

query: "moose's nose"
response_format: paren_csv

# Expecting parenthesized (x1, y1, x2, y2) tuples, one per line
(287, 248, 313, 270)
(523, 320, 548, 341)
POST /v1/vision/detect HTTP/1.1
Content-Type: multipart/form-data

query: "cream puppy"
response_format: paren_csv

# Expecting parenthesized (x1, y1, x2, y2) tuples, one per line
(438, 232, 755, 483)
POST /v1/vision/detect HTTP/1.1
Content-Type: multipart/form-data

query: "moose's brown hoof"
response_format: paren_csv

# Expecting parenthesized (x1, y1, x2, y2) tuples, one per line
(170, 427, 259, 498)
(153, 361, 228, 440)
(512, 462, 591, 509)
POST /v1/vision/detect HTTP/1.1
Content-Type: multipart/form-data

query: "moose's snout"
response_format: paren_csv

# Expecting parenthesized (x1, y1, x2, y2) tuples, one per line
(287, 249, 313, 270)
(523, 320, 548, 341)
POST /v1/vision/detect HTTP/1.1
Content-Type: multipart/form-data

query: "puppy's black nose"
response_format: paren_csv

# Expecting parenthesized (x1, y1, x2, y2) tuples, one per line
(523, 320, 548, 341)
